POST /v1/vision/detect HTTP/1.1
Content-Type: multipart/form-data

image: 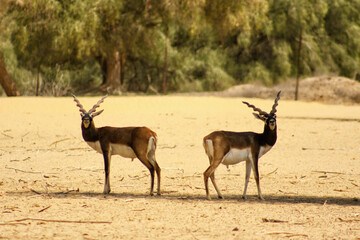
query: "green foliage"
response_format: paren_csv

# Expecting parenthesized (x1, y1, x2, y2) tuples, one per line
(1, 0, 360, 95)
(243, 62, 272, 86)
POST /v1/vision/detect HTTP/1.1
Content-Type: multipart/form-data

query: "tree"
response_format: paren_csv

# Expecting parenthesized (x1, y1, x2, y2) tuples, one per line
(7, 0, 173, 94)
(0, 51, 20, 96)
(0, 0, 20, 96)
(2, 0, 360, 95)
(9, 0, 65, 95)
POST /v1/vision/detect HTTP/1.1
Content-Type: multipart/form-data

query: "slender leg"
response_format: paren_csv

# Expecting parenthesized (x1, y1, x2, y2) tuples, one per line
(149, 166, 155, 196)
(251, 157, 264, 200)
(135, 152, 156, 196)
(206, 151, 223, 199)
(242, 160, 252, 199)
(147, 141, 161, 195)
(210, 171, 223, 199)
(203, 158, 223, 200)
(133, 133, 161, 196)
(203, 166, 212, 200)
(103, 151, 111, 194)
(152, 159, 161, 195)
(139, 154, 155, 196)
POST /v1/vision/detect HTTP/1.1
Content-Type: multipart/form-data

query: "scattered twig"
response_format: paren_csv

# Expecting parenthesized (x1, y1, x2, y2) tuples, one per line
(162, 167, 184, 173)
(132, 209, 145, 212)
(266, 232, 308, 238)
(265, 168, 278, 176)
(338, 218, 360, 223)
(261, 168, 278, 179)
(278, 189, 297, 195)
(69, 167, 102, 172)
(312, 170, 345, 175)
(1, 132, 13, 139)
(333, 189, 348, 192)
(22, 186, 41, 194)
(190, 232, 199, 240)
(159, 145, 177, 149)
(61, 189, 80, 194)
(30, 189, 41, 195)
(6, 166, 40, 174)
(10, 157, 31, 162)
(0, 222, 27, 226)
(262, 218, 288, 223)
(128, 175, 148, 180)
(118, 184, 134, 187)
(67, 147, 90, 151)
(177, 196, 189, 200)
(5, 166, 57, 175)
(182, 173, 203, 178)
(38, 206, 51, 213)
(5, 218, 111, 224)
(351, 182, 359, 187)
(302, 147, 345, 151)
(161, 190, 179, 194)
(177, 184, 193, 189)
(21, 132, 30, 142)
(50, 138, 71, 147)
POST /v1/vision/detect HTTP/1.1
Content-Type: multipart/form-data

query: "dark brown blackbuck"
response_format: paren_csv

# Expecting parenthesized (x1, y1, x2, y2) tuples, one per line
(203, 91, 281, 200)
(72, 94, 161, 195)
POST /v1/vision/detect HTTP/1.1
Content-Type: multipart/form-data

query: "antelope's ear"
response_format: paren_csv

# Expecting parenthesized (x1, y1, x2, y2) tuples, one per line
(91, 109, 104, 118)
(253, 113, 267, 122)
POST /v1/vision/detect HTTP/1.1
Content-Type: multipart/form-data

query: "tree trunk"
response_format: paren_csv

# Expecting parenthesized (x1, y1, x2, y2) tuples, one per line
(295, 27, 302, 101)
(0, 51, 20, 96)
(120, 52, 126, 87)
(162, 28, 169, 94)
(105, 50, 121, 93)
(96, 55, 107, 85)
(36, 66, 40, 96)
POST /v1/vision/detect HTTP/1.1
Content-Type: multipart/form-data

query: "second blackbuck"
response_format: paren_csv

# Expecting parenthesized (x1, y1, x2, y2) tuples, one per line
(203, 91, 281, 200)
(72, 94, 161, 196)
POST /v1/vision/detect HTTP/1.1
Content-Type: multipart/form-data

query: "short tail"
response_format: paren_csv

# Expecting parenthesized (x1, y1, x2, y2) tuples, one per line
(147, 136, 157, 166)
(203, 139, 214, 162)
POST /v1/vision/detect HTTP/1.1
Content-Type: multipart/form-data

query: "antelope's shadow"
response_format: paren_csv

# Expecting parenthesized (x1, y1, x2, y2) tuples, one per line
(5, 191, 359, 206)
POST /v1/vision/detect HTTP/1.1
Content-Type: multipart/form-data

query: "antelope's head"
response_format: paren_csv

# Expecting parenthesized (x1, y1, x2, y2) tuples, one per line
(72, 94, 108, 129)
(242, 91, 281, 131)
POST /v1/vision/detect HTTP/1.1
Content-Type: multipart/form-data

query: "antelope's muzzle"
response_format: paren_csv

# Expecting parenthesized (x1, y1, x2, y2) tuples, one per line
(83, 118, 91, 128)
(268, 119, 276, 130)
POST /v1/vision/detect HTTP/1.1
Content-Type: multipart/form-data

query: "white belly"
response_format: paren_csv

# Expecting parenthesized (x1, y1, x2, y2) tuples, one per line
(110, 143, 136, 158)
(222, 148, 250, 166)
(221, 145, 272, 166)
(86, 141, 137, 159)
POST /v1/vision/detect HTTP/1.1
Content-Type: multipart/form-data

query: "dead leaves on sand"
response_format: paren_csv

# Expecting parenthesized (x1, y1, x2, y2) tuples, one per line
(1, 218, 111, 225)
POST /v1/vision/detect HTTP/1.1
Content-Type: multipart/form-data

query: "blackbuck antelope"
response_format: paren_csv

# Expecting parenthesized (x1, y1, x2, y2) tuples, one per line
(203, 91, 281, 200)
(72, 95, 161, 195)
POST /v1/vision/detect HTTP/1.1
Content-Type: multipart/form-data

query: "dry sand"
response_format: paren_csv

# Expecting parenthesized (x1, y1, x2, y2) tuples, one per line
(0, 95, 359, 239)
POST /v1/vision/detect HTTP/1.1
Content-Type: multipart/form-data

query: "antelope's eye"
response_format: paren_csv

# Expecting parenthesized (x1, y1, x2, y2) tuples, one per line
(269, 119, 276, 124)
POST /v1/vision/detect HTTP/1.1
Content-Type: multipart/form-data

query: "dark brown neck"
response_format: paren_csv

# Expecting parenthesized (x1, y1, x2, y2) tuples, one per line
(262, 124, 277, 146)
(81, 122, 99, 142)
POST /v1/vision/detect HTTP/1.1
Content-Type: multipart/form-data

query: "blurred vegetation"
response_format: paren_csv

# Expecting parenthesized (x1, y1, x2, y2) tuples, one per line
(0, 0, 359, 96)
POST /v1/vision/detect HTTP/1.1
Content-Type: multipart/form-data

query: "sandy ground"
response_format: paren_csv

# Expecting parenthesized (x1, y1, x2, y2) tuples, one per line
(0, 95, 359, 239)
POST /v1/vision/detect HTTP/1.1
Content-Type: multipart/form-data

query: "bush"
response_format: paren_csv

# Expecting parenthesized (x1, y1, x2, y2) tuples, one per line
(244, 62, 272, 86)
(202, 67, 235, 91)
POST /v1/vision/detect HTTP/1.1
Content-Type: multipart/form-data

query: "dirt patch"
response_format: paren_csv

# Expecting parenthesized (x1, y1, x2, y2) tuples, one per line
(0, 96, 360, 239)
(222, 76, 360, 104)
